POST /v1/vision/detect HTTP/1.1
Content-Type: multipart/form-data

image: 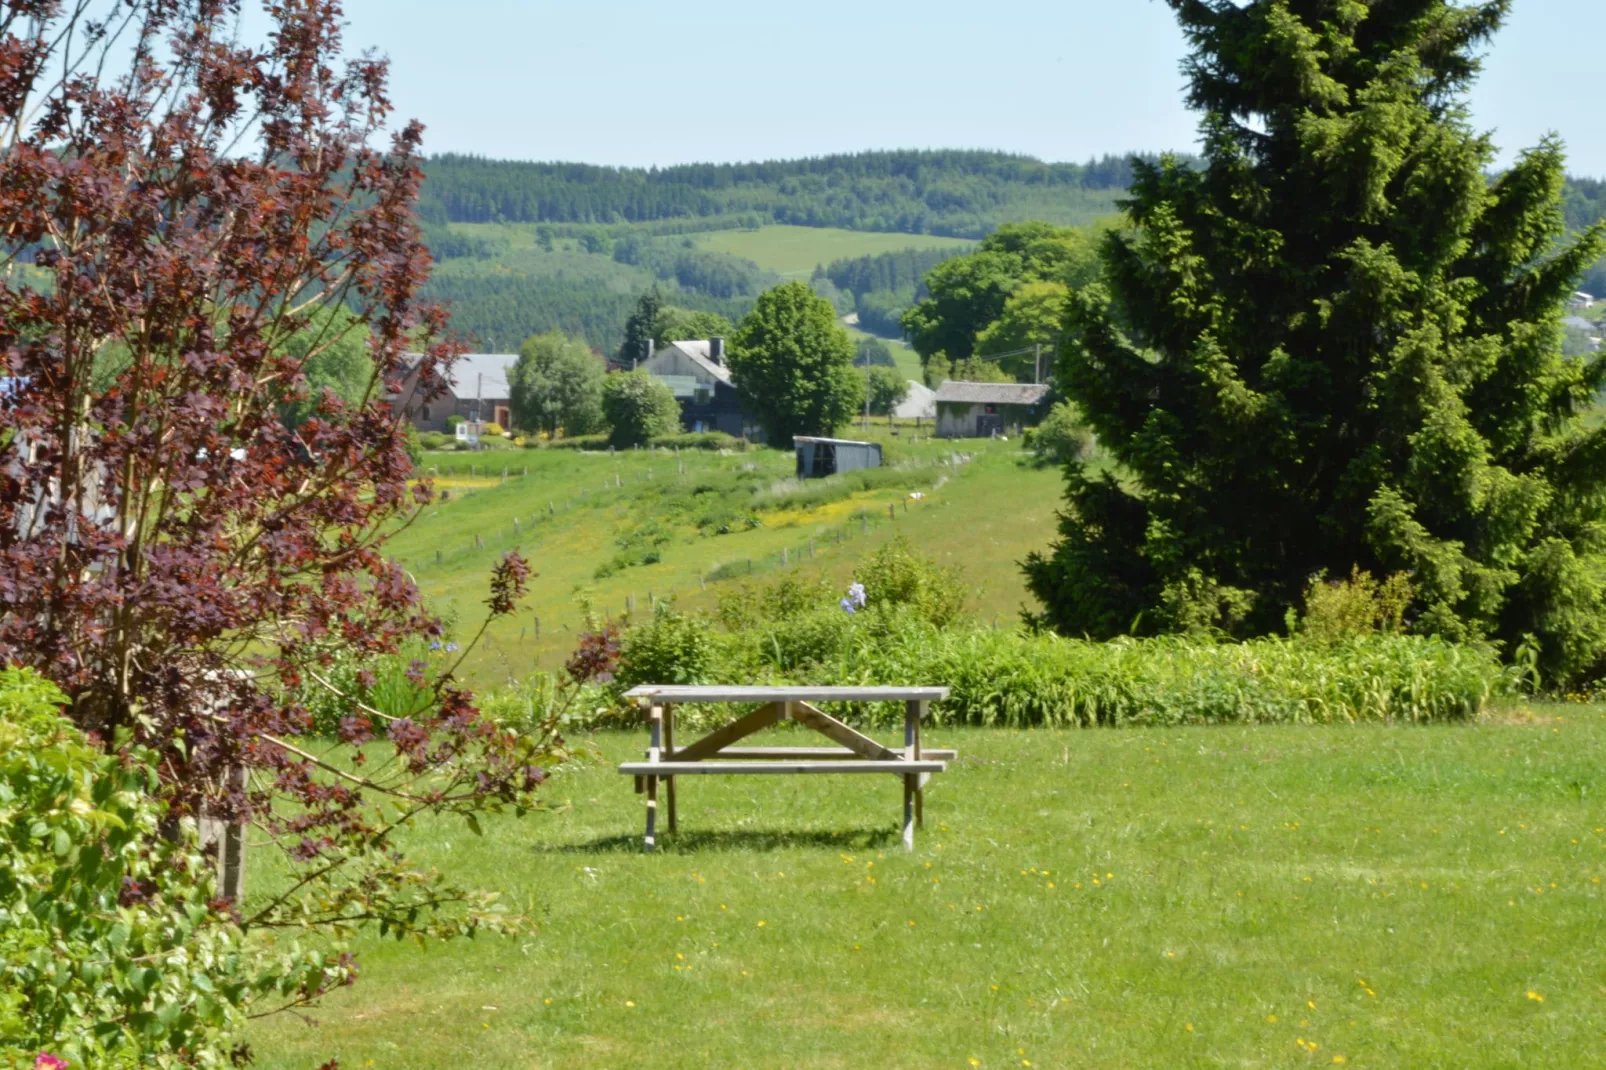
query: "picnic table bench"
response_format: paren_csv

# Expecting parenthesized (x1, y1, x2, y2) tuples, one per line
(619, 685, 953, 851)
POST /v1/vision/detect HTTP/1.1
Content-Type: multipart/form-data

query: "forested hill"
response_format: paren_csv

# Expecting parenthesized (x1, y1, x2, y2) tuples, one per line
(418, 150, 1161, 238)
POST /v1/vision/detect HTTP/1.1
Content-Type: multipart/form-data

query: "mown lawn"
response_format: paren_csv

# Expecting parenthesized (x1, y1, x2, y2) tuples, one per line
(248, 708, 1606, 1068)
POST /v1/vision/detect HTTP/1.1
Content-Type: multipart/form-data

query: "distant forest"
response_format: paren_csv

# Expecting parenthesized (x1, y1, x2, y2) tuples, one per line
(413, 150, 1606, 351)
(418, 150, 1157, 238)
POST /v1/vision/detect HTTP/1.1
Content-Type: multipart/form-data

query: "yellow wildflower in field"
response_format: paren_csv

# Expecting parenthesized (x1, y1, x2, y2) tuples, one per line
(756, 920, 766, 927)
(1526, 990, 1545, 1002)
(625, 1000, 636, 1008)
(1266, 1015, 1278, 1023)
(1185, 1023, 1194, 1033)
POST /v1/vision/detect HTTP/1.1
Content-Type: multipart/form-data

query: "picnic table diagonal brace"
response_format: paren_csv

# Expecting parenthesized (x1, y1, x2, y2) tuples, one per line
(619, 686, 952, 852)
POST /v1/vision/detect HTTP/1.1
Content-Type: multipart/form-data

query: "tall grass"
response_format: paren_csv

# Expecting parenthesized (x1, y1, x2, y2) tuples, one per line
(675, 613, 1517, 728)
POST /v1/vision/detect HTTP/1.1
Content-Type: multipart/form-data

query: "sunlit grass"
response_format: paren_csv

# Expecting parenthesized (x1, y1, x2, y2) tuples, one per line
(249, 709, 1606, 1068)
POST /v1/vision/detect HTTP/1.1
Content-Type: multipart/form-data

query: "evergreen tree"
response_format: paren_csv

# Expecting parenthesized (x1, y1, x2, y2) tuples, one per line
(1025, 0, 1606, 682)
(729, 281, 862, 446)
(617, 286, 666, 366)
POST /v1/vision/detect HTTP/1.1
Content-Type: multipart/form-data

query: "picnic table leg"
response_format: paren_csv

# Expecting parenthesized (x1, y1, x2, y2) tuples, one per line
(646, 704, 663, 851)
(902, 700, 919, 849)
(664, 703, 678, 835)
(911, 700, 927, 829)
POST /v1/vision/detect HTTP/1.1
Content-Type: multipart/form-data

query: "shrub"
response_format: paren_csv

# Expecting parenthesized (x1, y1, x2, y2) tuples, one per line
(0, 667, 308, 1066)
(616, 605, 717, 692)
(852, 536, 967, 628)
(445, 413, 465, 431)
(537, 433, 610, 451)
(1026, 401, 1092, 468)
(1299, 567, 1414, 642)
(419, 431, 450, 450)
(483, 421, 504, 437)
(651, 431, 747, 451)
(602, 370, 682, 448)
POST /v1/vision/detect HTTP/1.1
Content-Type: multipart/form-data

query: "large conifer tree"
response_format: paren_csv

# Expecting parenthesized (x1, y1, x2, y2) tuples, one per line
(1025, 1, 1606, 680)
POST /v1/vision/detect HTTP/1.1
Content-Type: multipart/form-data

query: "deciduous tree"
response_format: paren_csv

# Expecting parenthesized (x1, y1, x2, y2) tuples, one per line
(729, 282, 861, 445)
(511, 330, 606, 436)
(602, 369, 682, 447)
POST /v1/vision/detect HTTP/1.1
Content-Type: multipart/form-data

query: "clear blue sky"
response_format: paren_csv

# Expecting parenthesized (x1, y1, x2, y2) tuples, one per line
(330, 0, 1605, 176)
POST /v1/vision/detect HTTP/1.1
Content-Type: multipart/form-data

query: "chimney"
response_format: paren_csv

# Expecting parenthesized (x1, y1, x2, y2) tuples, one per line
(710, 337, 725, 365)
(640, 338, 654, 370)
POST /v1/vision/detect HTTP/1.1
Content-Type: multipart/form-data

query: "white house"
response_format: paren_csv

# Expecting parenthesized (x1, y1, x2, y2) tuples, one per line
(1570, 291, 1596, 310)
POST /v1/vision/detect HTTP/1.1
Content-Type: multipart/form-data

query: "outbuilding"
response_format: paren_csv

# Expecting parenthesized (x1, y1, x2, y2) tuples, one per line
(794, 436, 882, 479)
(933, 380, 1050, 438)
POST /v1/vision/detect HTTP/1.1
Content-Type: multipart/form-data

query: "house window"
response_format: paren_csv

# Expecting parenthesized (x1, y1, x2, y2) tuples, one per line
(984, 404, 997, 415)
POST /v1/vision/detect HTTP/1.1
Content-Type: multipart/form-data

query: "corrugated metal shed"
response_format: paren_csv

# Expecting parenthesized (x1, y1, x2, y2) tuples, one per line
(794, 436, 882, 479)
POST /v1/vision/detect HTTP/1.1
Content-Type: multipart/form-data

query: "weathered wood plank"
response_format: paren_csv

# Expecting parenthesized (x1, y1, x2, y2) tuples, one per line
(653, 746, 957, 761)
(618, 760, 948, 775)
(663, 703, 678, 834)
(668, 702, 787, 764)
(790, 701, 902, 761)
(624, 685, 949, 704)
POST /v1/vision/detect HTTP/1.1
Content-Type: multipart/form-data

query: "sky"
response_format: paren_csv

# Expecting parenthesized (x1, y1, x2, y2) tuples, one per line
(328, 0, 1605, 176)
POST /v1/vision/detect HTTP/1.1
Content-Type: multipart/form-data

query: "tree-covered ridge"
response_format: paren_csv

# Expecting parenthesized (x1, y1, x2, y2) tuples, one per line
(417, 150, 1162, 237)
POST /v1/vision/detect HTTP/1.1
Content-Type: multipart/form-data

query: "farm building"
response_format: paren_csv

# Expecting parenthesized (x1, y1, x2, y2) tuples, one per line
(1569, 291, 1596, 310)
(794, 437, 882, 479)
(933, 381, 1051, 438)
(391, 352, 519, 435)
(641, 338, 760, 439)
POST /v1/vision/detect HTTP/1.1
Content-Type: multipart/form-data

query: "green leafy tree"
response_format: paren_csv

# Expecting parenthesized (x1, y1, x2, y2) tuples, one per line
(975, 280, 1073, 379)
(729, 281, 862, 445)
(510, 330, 606, 436)
(901, 222, 1102, 370)
(865, 366, 910, 415)
(602, 369, 682, 447)
(280, 306, 374, 429)
(1025, 1, 1606, 683)
(854, 336, 896, 367)
(658, 307, 735, 344)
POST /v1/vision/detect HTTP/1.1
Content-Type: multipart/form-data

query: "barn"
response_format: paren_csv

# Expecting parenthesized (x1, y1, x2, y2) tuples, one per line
(794, 437, 882, 479)
(934, 381, 1050, 438)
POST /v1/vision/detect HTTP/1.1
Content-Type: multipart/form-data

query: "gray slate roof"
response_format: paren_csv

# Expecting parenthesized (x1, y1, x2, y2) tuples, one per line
(1563, 316, 1597, 331)
(660, 340, 733, 385)
(444, 353, 519, 399)
(893, 380, 936, 420)
(933, 380, 1051, 406)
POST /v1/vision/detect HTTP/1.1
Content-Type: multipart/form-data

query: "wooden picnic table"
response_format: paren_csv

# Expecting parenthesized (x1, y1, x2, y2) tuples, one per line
(619, 685, 954, 851)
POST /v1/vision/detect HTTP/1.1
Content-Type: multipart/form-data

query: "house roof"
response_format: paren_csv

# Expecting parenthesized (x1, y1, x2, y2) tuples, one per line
(444, 353, 519, 399)
(1563, 316, 1596, 331)
(933, 380, 1051, 406)
(794, 436, 880, 447)
(659, 340, 733, 386)
(893, 380, 936, 420)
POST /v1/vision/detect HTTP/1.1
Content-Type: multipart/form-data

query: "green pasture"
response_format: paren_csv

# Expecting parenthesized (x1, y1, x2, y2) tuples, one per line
(398, 435, 1057, 687)
(848, 323, 925, 381)
(249, 708, 1606, 1068)
(696, 225, 974, 278)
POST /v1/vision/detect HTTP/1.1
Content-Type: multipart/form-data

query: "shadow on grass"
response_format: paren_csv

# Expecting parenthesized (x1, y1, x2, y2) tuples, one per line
(542, 826, 901, 855)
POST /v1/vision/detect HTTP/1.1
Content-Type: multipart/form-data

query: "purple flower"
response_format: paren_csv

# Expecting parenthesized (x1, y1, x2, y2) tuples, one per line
(36, 1055, 70, 1070)
(445, 642, 460, 652)
(839, 597, 857, 615)
(847, 582, 867, 608)
(429, 640, 442, 651)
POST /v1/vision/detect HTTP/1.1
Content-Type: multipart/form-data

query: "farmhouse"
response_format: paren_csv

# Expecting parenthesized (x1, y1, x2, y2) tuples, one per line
(392, 353, 519, 434)
(934, 380, 1050, 438)
(641, 338, 757, 438)
(1570, 291, 1597, 310)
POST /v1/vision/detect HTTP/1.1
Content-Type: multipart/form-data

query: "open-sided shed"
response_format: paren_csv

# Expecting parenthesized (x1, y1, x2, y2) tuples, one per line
(794, 436, 882, 479)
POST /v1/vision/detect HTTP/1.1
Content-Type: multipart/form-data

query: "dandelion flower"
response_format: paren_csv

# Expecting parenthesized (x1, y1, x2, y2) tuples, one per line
(625, 1001, 636, 1008)
(1526, 990, 1545, 1002)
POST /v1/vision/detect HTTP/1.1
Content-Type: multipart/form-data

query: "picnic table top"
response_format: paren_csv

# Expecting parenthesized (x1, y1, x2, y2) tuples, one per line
(622, 685, 950, 704)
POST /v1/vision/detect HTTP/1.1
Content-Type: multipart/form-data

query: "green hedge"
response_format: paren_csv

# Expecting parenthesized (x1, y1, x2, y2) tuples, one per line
(534, 431, 748, 452)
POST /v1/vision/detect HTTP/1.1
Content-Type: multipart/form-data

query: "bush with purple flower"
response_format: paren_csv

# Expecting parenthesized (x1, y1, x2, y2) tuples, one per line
(839, 582, 867, 614)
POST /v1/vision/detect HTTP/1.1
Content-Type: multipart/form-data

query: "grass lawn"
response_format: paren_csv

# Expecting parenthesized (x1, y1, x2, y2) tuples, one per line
(248, 707, 1606, 1068)
(400, 436, 1059, 687)
(696, 225, 974, 278)
(848, 323, 925, 381)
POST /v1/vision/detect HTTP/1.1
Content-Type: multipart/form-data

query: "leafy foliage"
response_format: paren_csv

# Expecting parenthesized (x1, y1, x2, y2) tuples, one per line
(0, 668, 304, 1067)
(852, 536, 967, 628)
(602, 370, 683, 448)
(511, 331, 606, 436)
(864, 366, 910, 415)
(1026, 0, 1606, 683)
(615, 604, 717, 691)
(729, 282, 862, 445)
(1300, 568, 1415, 645)
(1024, 401, 1093, 468)
(902, 222, 1103, 371)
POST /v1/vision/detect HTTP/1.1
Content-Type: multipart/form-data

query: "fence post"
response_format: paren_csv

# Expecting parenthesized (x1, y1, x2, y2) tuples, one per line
(535, 615, 541, 639)
(435, 548, 442, 565)
(513, 517, 520, 534)
(889, 503, 896, 521)
(782, 546, 788, 566)
(199, 764, 247, 901)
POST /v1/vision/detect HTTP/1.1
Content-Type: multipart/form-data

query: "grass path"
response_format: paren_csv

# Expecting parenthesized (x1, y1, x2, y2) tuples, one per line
(249, 710, 1606, 1068)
